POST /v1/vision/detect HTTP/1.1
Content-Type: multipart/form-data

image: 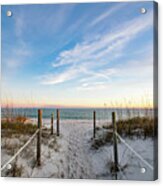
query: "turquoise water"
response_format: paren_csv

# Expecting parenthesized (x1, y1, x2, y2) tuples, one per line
(1, 108, 153, 120)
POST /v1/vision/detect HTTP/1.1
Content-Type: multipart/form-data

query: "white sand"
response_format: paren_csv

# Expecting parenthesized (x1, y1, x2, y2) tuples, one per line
(1, 119, 154, 180)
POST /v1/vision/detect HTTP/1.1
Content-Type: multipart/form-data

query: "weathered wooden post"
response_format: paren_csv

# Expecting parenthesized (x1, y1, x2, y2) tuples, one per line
(37, 109, 42, 166)
(56, 109, 60, 136)
(51, 113, 54, 135)
(112, 112, 119, 172)
(93, 111, 96, 138)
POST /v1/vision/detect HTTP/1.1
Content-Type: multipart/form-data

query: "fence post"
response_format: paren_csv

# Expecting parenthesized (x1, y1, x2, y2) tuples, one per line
(56, 109, 60, 136)
(51, 113, 54, 135)
(93, 111, 96, 138)
(112, 112, 119, 172)
(37, 109, 42, 166)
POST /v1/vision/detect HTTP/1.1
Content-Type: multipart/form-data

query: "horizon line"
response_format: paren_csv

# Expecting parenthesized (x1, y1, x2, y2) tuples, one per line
(1, 105, 154, 109)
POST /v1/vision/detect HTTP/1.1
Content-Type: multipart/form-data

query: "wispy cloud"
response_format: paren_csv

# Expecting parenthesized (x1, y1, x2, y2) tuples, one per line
(90, 3, 125, 27)
(77, 81, 110, 91)
(1, 2, 154, 108)
(53, 10, 152, 66)
(41, 10, 152, 86)
(40, 66, 81, 85)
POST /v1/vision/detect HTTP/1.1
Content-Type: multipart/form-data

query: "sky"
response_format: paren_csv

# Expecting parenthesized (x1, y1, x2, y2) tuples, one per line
(1, 2, 155, 108)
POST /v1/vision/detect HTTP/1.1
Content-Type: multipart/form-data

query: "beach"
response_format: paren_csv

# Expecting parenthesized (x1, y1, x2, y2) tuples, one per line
(1, 117, 154, 180)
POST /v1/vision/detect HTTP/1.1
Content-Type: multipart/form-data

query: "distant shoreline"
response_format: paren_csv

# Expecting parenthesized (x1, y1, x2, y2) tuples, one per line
(1, 107, 154, 110)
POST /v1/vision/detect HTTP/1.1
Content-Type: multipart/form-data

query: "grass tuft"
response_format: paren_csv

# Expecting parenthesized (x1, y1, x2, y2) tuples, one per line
(1, 122, 37, 136)
(105, 116, 155, 139)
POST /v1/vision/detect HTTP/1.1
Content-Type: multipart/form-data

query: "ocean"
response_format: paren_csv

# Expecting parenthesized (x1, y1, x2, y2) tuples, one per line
(1, 108, 153, 121)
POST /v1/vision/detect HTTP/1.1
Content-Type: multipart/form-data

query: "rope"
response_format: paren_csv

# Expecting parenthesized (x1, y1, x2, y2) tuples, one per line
(115, 132, 154, 171)
(1, 129, 40, 171)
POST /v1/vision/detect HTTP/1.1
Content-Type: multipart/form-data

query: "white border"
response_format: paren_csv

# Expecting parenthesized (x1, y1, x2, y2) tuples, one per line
(0, 0, 162, 186)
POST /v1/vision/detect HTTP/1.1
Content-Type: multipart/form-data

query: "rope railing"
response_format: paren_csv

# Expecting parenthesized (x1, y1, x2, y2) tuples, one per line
(1, 109, 154, 179)
(1, 129, 40, 171)
(1, 109, 60, 174)
(115, 131, 154, 171)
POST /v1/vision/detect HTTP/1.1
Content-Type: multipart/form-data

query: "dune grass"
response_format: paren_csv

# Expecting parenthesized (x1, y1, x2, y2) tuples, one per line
(92, 116, 155, 150)
(1, 121, 37, 137)
(103, 116, 155, 138)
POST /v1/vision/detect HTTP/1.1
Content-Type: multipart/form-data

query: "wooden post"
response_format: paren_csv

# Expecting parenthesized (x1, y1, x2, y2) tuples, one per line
(37, 109, 42, 166)
(56, 109, 60, 136)
(51, 113, 54, 135)
(93, 111, 96, 138)
(112, 112, 119, 172)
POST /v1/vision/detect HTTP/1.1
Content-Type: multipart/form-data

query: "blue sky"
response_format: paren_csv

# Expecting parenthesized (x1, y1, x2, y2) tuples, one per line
(1, 2, 155, 108)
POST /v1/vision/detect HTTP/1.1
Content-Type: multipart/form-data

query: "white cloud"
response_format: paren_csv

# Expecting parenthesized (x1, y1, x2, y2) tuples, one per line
(79, 67, 116, 83)
(53, 11, 152, 67)
(41, 10, 153, 86)
(77, 81, 111, 91)
(40, 66, 81, 85)
(90, 3, 125, 27)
